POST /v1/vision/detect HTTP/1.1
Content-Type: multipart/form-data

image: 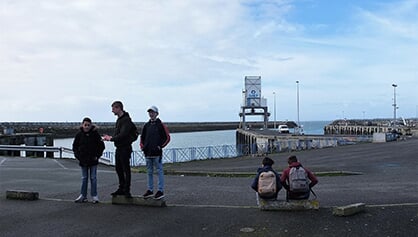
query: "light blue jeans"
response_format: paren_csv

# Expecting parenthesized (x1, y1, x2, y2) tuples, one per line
(80, 165, 97, 197)
(146, 157, 164, 192)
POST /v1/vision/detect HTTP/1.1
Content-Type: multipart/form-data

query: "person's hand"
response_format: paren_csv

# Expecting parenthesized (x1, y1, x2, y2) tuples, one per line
(103, 134, 112, 141)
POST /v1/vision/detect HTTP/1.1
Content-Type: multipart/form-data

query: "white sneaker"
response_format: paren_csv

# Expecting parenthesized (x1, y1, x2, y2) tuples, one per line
(75, 195, 87, 203)
(92, 196, 99, 204)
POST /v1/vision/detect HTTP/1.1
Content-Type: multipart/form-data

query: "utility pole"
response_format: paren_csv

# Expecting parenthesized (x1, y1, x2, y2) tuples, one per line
(296, 80, 300, 134)
(273, 91, 276, 129)
(392, 84, 397, 130)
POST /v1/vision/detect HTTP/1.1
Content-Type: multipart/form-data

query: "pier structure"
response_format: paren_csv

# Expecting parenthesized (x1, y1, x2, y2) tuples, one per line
(235, 129, 371, 156)
(323, 119, 418, 136)
(239, 76, 270, 129)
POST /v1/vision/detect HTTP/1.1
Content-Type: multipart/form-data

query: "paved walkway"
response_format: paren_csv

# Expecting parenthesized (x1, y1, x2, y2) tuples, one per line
(1, 138, 418, 236)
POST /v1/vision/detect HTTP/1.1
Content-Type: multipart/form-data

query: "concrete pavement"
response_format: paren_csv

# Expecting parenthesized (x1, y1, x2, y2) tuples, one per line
(1, 138, 418, 236)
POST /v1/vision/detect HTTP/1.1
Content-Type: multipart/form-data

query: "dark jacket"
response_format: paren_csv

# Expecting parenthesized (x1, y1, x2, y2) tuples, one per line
(251, 165, 282, 199)
(72, 125, 105, 167)
(280, 161, 318, 200)
(111, 111, 135, 148)
(140, 118, 170, 157)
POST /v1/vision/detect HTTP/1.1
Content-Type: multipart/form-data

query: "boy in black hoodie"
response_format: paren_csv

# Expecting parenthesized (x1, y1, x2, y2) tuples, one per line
(72, 117, 105, 203)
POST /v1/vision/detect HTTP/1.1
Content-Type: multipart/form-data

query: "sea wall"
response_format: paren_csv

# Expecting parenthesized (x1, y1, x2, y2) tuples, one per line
(0, 121, 296, 138)
(0, 122, 242, 138)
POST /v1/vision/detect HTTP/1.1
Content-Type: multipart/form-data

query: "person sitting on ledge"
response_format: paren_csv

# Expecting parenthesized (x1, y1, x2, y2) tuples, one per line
(251, 157, 282, 201)
(280, 155, 318, 201)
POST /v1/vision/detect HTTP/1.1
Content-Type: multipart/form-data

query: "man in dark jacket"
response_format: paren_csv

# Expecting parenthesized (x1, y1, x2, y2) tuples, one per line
(72, 117, 105, 203)
(140, 105, 170, 200)
(103, 101, 136, 198)
(251, 157, 282, 200)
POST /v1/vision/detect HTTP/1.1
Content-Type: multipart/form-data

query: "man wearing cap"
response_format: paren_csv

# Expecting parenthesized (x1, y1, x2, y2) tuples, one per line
(140, 105, 170, 199)
(103, 101, 135, 198)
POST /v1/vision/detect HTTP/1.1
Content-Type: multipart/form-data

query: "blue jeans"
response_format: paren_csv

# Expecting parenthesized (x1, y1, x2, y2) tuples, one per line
(80, 165, 97, 197)
(146, 157, 164, 192)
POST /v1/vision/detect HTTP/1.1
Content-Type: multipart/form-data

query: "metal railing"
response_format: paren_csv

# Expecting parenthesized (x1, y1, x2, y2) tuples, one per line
(102, 144, 241, 167)
(0, 145, 72, 158)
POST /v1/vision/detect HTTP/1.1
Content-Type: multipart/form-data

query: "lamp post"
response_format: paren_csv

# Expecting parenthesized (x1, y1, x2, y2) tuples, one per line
(296, 80, 300, 134)
(392, 84, 397, 130)
(273, 91, 276, 129)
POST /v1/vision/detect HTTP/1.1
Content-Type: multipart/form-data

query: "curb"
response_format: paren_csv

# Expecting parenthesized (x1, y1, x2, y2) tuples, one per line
(6, 190, 39, 201)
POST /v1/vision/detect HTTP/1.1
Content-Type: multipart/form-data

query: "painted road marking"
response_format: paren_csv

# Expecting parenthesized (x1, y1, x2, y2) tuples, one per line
(38, 197, 418, 209)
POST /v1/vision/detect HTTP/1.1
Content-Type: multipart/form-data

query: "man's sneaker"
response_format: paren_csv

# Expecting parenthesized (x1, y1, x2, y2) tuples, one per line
(143, 190, 153, 199)
(74, 195, 88, 203)
(154, 191, 165, 200)
(92, 196, 99, 204)
(111, 189, 124, 196)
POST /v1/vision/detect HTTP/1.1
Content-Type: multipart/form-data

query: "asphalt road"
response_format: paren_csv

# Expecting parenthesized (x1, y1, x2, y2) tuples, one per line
(1, 138, 418, 236)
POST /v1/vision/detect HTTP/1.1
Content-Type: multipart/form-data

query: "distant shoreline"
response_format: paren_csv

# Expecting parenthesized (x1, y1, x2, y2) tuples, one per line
(1, 121, 295, 138)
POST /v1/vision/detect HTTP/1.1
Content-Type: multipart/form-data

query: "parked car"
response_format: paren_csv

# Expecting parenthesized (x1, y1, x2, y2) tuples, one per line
(278, 125, 290, 133)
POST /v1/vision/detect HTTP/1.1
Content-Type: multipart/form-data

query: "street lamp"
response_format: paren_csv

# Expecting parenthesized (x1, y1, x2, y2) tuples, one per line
(273, 92, 276, 129)
(296, 81, 300, 134)
(392, 84, 397, 129)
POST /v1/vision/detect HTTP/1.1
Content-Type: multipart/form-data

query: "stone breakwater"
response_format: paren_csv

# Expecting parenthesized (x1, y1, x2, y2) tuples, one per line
(324, 119, 418, 137)
(0, 121, 296, 138)
(0, 122, 241, 138)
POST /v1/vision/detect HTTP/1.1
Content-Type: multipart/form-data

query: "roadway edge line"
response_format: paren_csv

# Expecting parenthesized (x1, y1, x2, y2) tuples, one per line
(26, 197, 418, 210)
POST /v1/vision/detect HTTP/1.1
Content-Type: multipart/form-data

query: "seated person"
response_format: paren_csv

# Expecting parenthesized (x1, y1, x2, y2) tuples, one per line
(251, 157, 282, 200)
(280, 155, 318, 200)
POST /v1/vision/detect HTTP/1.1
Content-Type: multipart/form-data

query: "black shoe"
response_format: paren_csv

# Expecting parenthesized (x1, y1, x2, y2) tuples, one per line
(154, 191, 165, 200)
(124, 192, 132, 198)
(143, 190, 153, 199)
(111, 189, 125, 196)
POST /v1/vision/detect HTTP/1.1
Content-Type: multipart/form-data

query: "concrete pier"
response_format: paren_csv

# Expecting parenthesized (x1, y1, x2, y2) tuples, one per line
(324, 119, 418, 136)
(235, 129, 371, 155)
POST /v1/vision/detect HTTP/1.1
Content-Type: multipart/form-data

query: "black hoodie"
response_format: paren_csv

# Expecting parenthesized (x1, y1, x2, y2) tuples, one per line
(72, 125, 105, 167)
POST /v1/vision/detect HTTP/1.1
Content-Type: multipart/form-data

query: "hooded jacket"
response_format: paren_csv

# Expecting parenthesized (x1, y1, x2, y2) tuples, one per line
(251, 165, 282, 199)
(72, 125, 105, 167)
(111, 111, 136, 148)
(280, 161, 318, 199)
(140, 118, 170, 157)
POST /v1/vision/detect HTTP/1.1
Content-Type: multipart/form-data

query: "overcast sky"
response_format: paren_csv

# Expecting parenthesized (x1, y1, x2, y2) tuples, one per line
(1, 0, 417, 123)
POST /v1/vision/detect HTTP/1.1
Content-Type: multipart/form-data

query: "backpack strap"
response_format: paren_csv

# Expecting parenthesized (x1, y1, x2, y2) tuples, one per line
(310, 187, 317, 200)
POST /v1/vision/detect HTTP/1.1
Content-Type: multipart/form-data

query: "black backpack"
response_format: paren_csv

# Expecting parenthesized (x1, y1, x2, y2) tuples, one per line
(129, 121, 139, 143)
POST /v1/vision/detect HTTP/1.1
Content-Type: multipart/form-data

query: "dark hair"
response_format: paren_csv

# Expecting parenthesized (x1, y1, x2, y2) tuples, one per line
(288, 155, 298, 164)
(262, 157, 274, 166)
(111, 101, 124, 110)
(82, 117, 92, 123)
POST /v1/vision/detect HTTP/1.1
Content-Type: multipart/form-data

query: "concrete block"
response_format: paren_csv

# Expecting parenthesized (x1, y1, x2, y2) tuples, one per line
(259, 199, 319, 211)
(6, 190, 39, 201)
(333, 203, 366, 216)
(373, 133, 386, 143)
(112, 195, 166, 207)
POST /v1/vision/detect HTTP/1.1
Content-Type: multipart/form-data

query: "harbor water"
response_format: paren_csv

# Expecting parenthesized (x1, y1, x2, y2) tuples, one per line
(55, 121, 330, 151)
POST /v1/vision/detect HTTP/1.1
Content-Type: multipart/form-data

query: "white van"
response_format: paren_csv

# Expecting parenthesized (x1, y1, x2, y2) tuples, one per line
(278, 125, 290, 133)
